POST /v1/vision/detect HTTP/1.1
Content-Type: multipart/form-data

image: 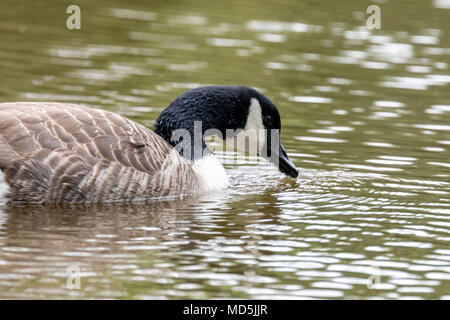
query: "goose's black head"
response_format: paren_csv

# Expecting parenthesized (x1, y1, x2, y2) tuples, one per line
(154, 86, 298, 178)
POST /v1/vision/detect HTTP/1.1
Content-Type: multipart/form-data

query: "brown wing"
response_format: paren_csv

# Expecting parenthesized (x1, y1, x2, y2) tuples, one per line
(0, 102, 176, 172)
(0, 102, 197, 203)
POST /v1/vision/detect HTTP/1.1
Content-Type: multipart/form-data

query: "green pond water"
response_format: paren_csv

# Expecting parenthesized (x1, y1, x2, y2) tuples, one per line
(0, 0, 449, 299)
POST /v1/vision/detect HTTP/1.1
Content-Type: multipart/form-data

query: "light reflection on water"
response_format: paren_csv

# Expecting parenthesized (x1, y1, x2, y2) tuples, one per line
(0, 0, 449, 299)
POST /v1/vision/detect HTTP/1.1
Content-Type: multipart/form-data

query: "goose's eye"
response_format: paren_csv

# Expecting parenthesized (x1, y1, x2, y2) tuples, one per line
(264, 114, 273, 126)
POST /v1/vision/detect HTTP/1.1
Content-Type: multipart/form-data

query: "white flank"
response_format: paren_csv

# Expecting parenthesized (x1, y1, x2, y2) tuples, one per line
(192, 153, 229, 192)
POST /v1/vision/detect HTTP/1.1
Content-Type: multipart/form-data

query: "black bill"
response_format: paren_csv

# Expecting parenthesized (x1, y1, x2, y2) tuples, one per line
(262, 139, 298, 178)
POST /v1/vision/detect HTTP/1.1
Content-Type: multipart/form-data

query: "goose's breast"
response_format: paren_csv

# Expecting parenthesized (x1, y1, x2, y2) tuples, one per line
(191, 154, 229, 193)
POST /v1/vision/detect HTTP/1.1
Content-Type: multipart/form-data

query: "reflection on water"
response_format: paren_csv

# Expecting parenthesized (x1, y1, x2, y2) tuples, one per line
(0, 0, 449, 299)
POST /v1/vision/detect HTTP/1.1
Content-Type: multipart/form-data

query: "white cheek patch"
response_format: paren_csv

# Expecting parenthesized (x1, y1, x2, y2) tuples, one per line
(226, 98, 266, 155)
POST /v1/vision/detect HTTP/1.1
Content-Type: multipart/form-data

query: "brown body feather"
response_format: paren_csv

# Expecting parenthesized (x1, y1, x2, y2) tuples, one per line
(0, 102, 199, 204)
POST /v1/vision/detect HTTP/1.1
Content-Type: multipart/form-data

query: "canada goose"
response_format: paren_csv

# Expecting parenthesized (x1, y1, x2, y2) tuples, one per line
(0, 86, 298, 204)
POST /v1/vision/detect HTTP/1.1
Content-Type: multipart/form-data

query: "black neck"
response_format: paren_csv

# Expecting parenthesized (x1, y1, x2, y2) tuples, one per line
(153, 86, 251, 161)
(154, 120, 211, 161)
